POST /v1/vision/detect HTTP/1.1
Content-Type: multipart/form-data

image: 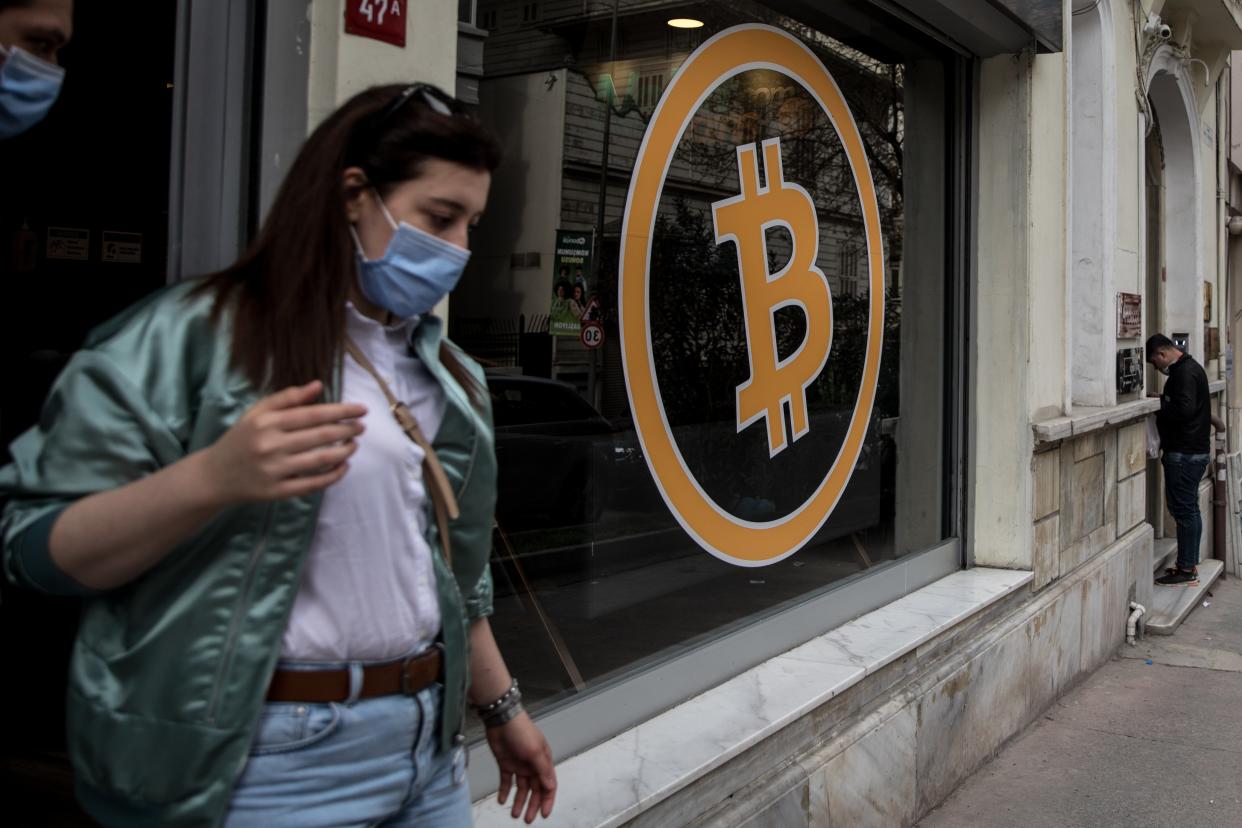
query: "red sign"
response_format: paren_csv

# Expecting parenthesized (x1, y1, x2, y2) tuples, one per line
(345, 0, 406, 47)
(580, 321, 605, 350)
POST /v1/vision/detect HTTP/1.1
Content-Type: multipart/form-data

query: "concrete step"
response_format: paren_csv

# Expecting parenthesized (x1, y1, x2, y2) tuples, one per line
(1145, 558, 1224, 635)
(1152, 537, 1177, 574)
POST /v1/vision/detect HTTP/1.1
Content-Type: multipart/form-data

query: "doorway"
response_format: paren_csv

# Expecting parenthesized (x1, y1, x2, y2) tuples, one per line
(0, 3, 177, 821)
(1145, 107, 1166, 537)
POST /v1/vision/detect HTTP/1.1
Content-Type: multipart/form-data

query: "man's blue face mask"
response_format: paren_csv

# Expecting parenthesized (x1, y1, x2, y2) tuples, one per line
(351, 191, 470, 320)
(0, 44, 65, 139)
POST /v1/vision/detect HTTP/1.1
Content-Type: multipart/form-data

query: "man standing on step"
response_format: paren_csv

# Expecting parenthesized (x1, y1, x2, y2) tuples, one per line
(1147, 334, 1225, 587)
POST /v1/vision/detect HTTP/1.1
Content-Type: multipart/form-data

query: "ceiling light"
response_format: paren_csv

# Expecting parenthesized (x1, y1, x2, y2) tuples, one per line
(667, 18, 704, 29)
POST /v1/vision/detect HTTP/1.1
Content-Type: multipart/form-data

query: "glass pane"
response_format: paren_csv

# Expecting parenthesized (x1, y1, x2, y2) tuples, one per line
(458, 0, 954, 732)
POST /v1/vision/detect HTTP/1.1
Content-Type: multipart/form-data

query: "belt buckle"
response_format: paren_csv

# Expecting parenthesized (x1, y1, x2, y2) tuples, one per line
(400, 643, 444, 695)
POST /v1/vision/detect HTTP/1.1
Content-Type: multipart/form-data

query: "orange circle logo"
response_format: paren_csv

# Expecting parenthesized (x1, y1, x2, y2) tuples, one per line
(619, 25, 886, 566)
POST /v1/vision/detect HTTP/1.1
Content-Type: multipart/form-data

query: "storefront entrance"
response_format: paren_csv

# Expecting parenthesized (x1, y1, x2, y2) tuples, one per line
(0, 4, 176, 820)
(1143, 46, 1209, 552)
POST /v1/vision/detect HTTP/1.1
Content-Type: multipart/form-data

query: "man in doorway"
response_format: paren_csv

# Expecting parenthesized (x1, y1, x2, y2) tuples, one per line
(0, 0, 72, 140)
(1146, 334, 1225, 586)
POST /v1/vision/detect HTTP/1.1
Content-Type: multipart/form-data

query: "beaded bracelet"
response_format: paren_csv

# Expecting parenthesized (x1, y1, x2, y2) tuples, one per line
(475, 678, 520, 714)
(481, 698, 524, 728)
(475, 678, 523, 728)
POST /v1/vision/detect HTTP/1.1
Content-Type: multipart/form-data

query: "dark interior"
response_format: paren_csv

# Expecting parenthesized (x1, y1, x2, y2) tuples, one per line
(0, 3, 176, 821)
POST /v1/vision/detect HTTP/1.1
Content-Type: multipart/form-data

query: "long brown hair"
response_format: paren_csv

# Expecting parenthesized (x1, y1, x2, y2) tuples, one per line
(195, 83, 501, 403)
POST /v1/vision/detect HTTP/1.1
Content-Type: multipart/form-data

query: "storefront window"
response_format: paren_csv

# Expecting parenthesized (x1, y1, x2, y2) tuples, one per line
(456, 0, 961, 737)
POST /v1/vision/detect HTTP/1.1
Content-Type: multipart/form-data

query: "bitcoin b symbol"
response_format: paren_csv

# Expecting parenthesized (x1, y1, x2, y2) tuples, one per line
(712, 138, 833, 457)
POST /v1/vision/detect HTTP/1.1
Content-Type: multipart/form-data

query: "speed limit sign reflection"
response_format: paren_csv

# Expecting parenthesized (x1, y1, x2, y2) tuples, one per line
(580, 320, 605, 349)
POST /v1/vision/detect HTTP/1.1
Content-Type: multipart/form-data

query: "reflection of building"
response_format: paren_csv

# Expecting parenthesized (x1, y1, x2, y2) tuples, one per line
(454, 0, 905, 405)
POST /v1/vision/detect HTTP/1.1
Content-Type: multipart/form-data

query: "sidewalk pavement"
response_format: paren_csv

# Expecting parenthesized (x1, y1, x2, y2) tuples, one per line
(919, 574, 1242, 828)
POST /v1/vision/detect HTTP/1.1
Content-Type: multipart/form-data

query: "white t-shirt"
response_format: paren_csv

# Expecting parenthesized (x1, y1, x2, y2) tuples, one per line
(280, 304, 446, 662)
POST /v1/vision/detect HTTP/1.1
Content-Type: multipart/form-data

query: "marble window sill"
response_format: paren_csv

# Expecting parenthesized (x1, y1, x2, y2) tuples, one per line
(471, 567, 1033, 828)
(1032, 399, 1159, 445)
(1032, 379, 1226, 446)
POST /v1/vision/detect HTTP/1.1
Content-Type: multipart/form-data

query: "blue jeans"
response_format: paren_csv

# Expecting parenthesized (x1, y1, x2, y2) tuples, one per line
(1162, 452, 1210, 571)
(225, 683, 470, 827)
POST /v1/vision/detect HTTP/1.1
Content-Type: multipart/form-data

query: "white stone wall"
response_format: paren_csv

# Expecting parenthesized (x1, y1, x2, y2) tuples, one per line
(969, 53, 1035, 571)
(1113, 3, 1143, 300)
(307, 0, 458, 126)
(634, 527, 1150, 827)
(1030, 47, 1069, 421)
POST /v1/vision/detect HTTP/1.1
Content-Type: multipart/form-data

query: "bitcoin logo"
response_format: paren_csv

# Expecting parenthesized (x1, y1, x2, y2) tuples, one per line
(619, 24, 884, 565)
(712, 139, 832, 457)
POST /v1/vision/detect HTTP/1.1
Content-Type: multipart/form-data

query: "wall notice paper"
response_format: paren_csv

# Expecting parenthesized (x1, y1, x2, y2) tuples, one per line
(102, 231, 142, 264)
(46, 226, 89, 261)
(1116, 292, 1141, 339)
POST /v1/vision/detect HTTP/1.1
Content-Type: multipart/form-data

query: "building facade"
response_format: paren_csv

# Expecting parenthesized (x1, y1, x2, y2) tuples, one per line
(3, 1, 1242, 825)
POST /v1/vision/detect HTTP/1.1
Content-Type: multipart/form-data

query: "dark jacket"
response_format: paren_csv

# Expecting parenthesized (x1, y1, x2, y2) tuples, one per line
(1157, 353, 1211, 455)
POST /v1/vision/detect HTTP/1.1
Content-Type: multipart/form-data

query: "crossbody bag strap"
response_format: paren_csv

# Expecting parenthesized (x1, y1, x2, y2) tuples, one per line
(344, 336, 460, 567)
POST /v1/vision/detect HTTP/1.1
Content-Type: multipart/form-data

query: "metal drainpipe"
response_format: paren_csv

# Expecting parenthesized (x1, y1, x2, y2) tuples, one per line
(1214, 69, 1230, 578)
(1214, 429, 1228, 574)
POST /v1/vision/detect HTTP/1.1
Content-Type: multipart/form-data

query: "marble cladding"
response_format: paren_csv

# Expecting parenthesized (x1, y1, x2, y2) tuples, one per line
(1069, 453, 1105, 539)
(777, 531, 1144, 828)
(746, 781, 810, 828)
(1032, 514, 1059, 590)
(1026, 578, 1084, 702)
(471, 531, 1150, 828)
(915, 618, 1034, 811)
(1072, 430, 1106, 462)
(811, 705, 918, 827)
(471, 569, 1031, 828)
(1033, 449, 1060, 520)
(1034, 423, 1146, 590)
(1117, 421, 1146, 479)
(1117, 471, 1145, 535)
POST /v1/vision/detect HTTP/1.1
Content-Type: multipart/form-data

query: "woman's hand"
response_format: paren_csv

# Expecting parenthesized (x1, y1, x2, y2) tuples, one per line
(202, 380, 366, 505)
(47, 380, 365, 590)
(486, 712, 557, 823)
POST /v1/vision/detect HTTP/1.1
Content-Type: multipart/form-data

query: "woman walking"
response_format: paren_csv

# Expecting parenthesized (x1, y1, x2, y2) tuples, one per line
(1, 83, 555, 826)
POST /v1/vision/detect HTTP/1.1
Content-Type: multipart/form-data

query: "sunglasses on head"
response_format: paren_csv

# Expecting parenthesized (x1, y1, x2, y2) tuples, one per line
(376, 83, 463, 126)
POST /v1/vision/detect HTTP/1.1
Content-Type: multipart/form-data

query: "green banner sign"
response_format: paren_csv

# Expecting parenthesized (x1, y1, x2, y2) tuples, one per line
(550, 228, 594, 337)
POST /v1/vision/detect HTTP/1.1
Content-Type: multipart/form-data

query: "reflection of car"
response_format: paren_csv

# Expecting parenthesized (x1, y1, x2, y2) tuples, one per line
(488, 374, 619, 528)
(486, 371, 886, 542)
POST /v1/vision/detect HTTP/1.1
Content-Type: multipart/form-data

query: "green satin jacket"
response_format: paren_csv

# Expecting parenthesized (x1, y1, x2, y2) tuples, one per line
(0, 281, 497, 827)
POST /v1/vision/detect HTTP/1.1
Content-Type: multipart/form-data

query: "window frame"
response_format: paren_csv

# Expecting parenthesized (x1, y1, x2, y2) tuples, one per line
(468, 540, 961, 795)
(466, 10, 974, 793)
(167, 0, 260, 281)
(167, 0, 311, 281)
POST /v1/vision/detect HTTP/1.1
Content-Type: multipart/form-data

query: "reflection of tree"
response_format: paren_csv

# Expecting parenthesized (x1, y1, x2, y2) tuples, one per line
(649, 200, 746, 426)
(571, 2, 906, 262)
(678, 62, 904, 269)
(649, 200, 901, 429)
(811, 289, 902, 418)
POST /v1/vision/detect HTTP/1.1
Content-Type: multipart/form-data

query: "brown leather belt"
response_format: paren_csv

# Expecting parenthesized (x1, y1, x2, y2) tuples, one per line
(266, 646, 443, 703)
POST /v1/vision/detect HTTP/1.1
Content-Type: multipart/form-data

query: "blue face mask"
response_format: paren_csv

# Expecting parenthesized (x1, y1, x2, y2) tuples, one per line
(0, 44, 65, 140)
(351, 192, 470, 319)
